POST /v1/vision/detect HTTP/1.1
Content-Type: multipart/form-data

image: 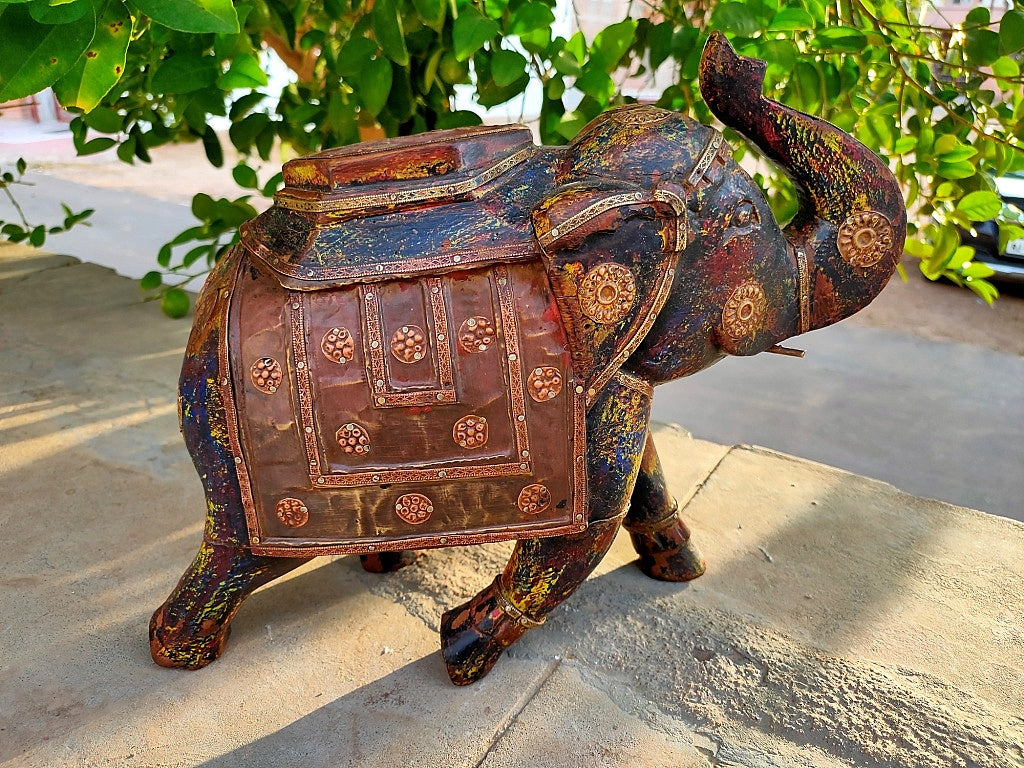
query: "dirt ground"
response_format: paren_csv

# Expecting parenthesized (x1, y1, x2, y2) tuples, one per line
(7, 134, 1024, 357)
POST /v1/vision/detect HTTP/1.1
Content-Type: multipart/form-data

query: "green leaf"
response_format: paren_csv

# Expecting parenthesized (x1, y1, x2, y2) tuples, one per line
(161, 287, 191, 318)
(965, 27, 1000, 67)
(508, 2, 555, 35)
(231, 163, 258, 188)
(709, 3, 759, 37)
(83, 105, 122, 133)
(131, 0, 238, 34)
(140, 270, 162, 290)
(371, 0, 409, 66)
(961, 261, 996, 278)
(0, 4, 96, 102)
(937, 160, 976, 180)
(52, 0, 133, 112)
(202, 126, 223, 167)
(29, 224, 45, 247)
(592, 20, 637, 72)
(956, 190, 1002, 220)
(28, 0, 91, 24)
(151, 53, 218, 93)
(358, 56, 392, 116)
(768, 8, 814, 31)
(217, 53, 268, 90)
(992, 55, 1020, 80)
(412, 0, 445, 27)
(452, 8, 498, 61)
(1000, 9, 1024, 54)
(553, 49, 582, 77)
(490, 48, 528, 88)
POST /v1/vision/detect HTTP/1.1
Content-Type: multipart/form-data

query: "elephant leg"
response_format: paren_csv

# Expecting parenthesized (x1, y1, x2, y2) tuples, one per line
(359, 550, 418, 573)
(623, 431, 706, 582)
(440, 374, 651, 685)
(150, 542, 307, 669)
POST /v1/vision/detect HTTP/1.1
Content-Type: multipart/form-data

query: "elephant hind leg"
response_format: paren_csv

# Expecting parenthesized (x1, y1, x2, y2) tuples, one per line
(625, 431, 706, 582)
(359, 550, 418, 574)
(150, 540, 307, 669)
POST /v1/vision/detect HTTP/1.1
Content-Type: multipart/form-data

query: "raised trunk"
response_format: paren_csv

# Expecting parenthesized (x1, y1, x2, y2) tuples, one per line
(698, 32, 907, 332)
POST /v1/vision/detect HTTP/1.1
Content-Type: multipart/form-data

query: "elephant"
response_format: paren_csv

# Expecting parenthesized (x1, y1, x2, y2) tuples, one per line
(150, 32, 906, 686)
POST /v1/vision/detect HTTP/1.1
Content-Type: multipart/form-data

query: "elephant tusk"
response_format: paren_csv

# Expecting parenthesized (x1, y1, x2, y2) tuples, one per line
(766, 345, 806, 358)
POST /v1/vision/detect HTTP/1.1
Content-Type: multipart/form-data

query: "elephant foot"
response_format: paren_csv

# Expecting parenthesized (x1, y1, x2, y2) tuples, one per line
(359, 550, 418, 574)
(440, 576, 539, 686)
(625, 508, 706, 582)
(149, 603, 231, 670)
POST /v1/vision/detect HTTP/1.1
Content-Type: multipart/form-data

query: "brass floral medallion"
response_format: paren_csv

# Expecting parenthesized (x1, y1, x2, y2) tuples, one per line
(722, 281, 766, 339)
(527, 366, 563, 402)
(578, 263, 636, 325)
(390, 325, 427, 363)
(250, 357, 283, 394)
(321, 327, 355, 364)
(395, 493, 433, 525)
(336, 422, 371, 456)
(517, 484, 551, 515)
(458, 316, 496, 353)
(837, 210, 894, 268)
(275, 497, 309, 528)
(453, 415, 488, 449)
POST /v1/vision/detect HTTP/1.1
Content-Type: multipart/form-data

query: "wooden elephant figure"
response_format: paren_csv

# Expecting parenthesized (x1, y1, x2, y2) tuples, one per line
(151, 33, 906, 685)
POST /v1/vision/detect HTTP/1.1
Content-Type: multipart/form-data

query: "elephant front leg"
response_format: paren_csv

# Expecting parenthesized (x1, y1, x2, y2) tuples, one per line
(440, 375, 651, 685)
(150, 541, 308, 669)
(623, 431, 706, 582)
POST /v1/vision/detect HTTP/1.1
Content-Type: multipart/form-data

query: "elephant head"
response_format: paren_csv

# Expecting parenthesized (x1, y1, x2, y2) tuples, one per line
(534, 33, 906, 388)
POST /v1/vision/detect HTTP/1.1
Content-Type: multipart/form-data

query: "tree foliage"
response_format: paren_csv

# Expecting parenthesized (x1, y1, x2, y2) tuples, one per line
(1, 0, 1022, 312)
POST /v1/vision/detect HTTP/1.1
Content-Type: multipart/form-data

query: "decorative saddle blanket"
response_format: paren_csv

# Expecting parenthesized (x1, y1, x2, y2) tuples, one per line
(223, 253, 586, 557)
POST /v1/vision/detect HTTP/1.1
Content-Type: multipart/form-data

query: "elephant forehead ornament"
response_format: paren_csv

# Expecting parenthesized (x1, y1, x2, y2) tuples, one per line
(151, 33, 907, 685)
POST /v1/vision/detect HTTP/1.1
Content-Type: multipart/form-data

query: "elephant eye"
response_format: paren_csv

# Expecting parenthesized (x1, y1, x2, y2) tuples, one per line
(730, 200, 760, 230)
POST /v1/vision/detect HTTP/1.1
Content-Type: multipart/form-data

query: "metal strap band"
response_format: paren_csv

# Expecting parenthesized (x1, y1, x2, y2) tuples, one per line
(687, 131, 724, 187)
(538, 191, 646, 247)
(493, 576, 546, 629)
(622, 500, 680, 535)
(612, 370, 655, 399)
(795, 245, 811, 335)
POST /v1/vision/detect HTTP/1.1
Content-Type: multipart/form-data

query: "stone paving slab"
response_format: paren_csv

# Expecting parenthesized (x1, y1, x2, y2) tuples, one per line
(1, 244, 1022, 768)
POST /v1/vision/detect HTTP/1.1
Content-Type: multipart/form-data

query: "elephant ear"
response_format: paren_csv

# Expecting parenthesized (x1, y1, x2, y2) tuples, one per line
(532, 182, 683, 403)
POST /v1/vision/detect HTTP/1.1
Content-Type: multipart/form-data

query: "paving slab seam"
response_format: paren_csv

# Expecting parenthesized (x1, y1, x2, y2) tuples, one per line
(676, 444, 736, 511)
(471, 659, 562, 767)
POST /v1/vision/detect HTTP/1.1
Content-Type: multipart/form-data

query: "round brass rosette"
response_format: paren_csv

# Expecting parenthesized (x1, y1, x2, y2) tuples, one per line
(390, 325, 427, 363)
(275, 498, 309, 528)
(395, 493, 433, 525)
(336, 422, 371, 456)
(517, 484, 551, 515)
(837, 210, 894, 268)
(527, 366, 563, 402)
(722, 281, 767, 339)
(321, 327, 355, 364)
(458, 316, 496, 353)
(453, 415, 488, 449)
(578, 263, 636, 325)
(250, 357, 283, 394)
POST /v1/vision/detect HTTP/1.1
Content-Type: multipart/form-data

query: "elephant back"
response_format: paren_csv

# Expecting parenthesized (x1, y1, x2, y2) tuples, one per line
(239, 125, 553, 290)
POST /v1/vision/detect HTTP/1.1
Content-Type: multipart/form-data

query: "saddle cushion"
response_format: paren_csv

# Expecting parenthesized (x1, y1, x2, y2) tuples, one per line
(223, 251, 587, 556)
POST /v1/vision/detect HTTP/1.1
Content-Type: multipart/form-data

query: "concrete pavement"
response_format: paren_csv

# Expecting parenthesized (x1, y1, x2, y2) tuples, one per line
(1, 243, 1022, 767)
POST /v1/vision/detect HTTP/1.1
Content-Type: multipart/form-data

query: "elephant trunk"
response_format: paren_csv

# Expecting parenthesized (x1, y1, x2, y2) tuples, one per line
(698, 32, 906, 332)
